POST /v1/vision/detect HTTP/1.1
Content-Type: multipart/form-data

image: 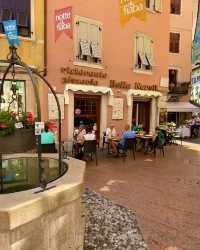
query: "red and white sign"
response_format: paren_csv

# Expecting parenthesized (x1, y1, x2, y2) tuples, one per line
(55, 7, 72, 41)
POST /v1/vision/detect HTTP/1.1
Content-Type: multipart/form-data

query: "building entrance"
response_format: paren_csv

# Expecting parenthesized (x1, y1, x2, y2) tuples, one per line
(132, 100, 151, 132)
(74, 94, 101, 139)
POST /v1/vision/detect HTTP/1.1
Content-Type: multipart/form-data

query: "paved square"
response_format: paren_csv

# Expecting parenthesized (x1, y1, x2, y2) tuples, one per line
(84, 142, 200, 250)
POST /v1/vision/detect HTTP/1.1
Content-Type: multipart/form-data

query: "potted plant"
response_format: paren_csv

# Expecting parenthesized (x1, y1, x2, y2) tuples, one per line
(0, 111, 16, 137)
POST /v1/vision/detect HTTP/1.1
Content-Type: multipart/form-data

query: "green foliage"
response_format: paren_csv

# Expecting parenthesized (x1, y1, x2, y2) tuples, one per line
(0, 111, 15, 137)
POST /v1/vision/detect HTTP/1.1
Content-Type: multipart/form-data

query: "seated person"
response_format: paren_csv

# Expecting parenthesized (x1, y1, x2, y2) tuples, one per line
(148, 127, 165, 152)
(73, 125, 86, 155)
(77, 125, 86, 143)
(41, 123, 56, 153)
(83, 125, 96, 142)
(106, 124, 117, 139)
(41, 123, 55, 144)
(133, 123, 144, 134)
(111, 124, 136, 155)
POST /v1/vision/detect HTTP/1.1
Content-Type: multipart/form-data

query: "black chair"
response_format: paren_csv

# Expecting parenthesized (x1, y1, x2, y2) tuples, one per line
(119, 138, 136, 160)
(153, 137, 165, 157)
(41, 143, 56, 153)
(83, 140, 98, 165)
(102, 132, 110, 153)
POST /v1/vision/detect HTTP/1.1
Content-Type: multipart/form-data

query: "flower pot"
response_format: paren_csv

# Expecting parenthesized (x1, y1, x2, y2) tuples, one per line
(0, 122, 8, 129)
(0, 129, 36, 153)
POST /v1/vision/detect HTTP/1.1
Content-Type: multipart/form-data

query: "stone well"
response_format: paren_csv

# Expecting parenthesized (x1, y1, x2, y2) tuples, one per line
(0, 154, 86, 250)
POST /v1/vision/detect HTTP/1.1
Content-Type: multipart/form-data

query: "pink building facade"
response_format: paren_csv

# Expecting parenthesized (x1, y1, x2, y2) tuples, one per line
(45, 0, 170, 141)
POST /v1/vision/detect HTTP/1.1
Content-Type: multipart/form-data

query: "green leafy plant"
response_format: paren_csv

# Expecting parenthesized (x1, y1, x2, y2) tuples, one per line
(0, 111, 15, 137)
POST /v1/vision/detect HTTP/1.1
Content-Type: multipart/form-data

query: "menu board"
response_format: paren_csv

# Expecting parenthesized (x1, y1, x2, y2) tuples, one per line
(112, 98, 124, 120)
(48, 94, 65, 120)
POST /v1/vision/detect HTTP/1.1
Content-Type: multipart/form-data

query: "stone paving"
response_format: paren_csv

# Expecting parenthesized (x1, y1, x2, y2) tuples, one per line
(83, 188, 148, 250)
(84, 140, 200, 250)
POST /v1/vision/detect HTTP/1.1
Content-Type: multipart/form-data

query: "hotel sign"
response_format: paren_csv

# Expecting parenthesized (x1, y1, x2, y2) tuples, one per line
(134, 82, 157, 91)
(120, 0, 146, 26)
(110, 80, 131, 89)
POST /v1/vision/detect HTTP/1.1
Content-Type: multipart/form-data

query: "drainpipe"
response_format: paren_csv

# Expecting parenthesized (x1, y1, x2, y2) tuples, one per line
(44, 0, 47, 76)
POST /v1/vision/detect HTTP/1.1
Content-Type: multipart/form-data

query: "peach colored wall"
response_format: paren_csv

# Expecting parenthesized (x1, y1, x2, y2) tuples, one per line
(169, 0, 194, 83)
(46, 0, 170, 139)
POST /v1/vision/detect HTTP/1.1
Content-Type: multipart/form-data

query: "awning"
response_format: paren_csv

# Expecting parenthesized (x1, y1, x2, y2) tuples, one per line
(167, 102, 200, 112)
(127, 89, 162, 106)
(64, 84, 114, 106)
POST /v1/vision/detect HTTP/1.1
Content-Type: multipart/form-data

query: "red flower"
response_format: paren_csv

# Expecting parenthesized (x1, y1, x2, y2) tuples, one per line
(11, 112, 17, 120)
(27, 112, 33, 124)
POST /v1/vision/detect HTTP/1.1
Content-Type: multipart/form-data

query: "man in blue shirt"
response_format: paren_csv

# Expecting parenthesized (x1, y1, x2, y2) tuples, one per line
(111, 124, 136, 155)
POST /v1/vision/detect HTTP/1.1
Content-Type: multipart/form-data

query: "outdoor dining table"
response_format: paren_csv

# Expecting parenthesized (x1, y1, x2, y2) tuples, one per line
(109, 136, 121, 142)
(106, 137, 121, 154)
(136, 134, 154, 153)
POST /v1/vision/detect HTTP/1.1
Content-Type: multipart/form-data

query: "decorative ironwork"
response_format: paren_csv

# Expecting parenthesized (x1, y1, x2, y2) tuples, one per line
(0, 46, 63, 192)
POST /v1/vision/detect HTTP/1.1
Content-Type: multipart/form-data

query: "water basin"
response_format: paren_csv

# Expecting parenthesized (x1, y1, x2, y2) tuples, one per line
(0, 157, 68, 194)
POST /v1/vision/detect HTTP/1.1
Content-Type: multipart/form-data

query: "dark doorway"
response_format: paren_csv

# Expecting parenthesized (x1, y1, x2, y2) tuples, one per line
(74, 94, 101, 140)
(132, 100, 151, 132)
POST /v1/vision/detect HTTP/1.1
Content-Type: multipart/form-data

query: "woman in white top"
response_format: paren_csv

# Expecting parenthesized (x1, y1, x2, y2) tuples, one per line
(105, 125, 117, 141)
(83, 126, 96, 141)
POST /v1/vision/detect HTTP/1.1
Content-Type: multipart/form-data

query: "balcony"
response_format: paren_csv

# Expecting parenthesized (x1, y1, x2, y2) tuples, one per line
(168, 82, 190, 95)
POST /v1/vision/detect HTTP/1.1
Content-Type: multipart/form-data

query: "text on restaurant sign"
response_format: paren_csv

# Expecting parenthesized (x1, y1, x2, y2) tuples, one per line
(55, 7, 72, 41)
(61, 67, 107, 86)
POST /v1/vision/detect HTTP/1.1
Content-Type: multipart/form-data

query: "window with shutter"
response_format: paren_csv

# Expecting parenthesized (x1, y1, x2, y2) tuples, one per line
(146, 0, 162, 13)
(134, 33, 154, 71)
(90, 23, 102, 62)
(0, 0, 31, 37)
(145, 37, 155, 67)
(169, 32, 180, 53)
(170, 0, 181, 15)
(75, 16, 102, 65)
(76, 20, 89, 61)
(154, 0, 163, 12)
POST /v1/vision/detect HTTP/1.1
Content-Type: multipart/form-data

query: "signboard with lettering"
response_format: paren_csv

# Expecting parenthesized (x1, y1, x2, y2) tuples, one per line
(191, 69, 200, 106)
(3, 20, 20, 47)
(112, 98, 124, 120)
(191, 0, 200, 106)
(120, 0, 146, 26)
(35, 122, 44, 136)
(48, 94, 65, 120)
(55, 7, 72, 41)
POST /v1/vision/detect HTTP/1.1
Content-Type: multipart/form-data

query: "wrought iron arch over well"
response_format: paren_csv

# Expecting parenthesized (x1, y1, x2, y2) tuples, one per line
(0, 46, 62, 190)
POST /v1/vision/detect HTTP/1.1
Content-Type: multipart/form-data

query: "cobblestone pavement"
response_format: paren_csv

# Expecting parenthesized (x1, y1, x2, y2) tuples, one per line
(84, 141, 200, 250)
(83, 188, 148, 250)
